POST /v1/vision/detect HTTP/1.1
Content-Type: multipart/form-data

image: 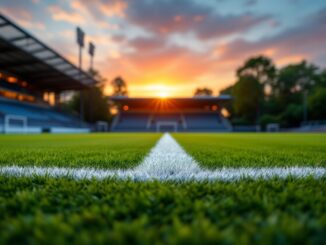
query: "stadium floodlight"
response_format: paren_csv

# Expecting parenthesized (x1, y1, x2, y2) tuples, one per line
(88, 42, 95, 70)
(76, 26, 85, 121)
(89, 42, 95, 56)
(76, 27, 85, 70)
(76, 27, 85, 48)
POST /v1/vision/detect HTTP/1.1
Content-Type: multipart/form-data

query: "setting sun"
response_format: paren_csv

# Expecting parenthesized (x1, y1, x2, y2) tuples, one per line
(145, 84, 173, 98)
(158, 91, 169, 98)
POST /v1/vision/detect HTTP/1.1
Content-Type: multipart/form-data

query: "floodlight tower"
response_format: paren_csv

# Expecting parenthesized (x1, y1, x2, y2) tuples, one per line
(76, 27, 85, 121)
(89, 42, 95, 71)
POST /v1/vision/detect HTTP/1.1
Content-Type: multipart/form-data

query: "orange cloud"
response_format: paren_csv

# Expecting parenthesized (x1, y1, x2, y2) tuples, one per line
(3, 0, 320, 99)
(99, 0, 128, 17)
(173, 15, 183, 22)
(48, 5, 85, 24)
(18, 19, 45, 30)
(276, 55, 306, 66)
(100, 37, 237, 97)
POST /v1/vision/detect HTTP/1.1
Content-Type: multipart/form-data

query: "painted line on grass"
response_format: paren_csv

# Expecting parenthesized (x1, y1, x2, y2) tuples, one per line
(0, 133, 325, 181)
(0, 165, 324, 181)
(134, 132, 201, 176)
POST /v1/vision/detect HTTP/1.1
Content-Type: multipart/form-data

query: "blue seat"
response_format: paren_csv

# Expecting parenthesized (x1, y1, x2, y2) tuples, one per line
(0, 98, 84, 128)
(114, 112, 149, 130)
(184, 113, 224, 130)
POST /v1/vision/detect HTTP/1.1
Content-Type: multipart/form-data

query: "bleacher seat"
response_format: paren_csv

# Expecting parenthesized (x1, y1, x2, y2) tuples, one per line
(112, 111, 229, 132)
(0, 98, 87, 131)
(114, 112, 149, 131)
(154, 113, 181, 121)
(182, 112, 226, 131)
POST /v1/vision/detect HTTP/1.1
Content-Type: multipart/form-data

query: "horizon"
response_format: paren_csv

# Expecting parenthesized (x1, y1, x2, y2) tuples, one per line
(1, 0, 326, 98)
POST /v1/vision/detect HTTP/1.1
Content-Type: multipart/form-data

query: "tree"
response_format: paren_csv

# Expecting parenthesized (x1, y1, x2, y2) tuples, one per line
(232, 75, 263, 123)
(218, 85, 235, 116)
(194, 87, 213, 97)
(219, 85, 233, 95)
(88, 68, 107, 85)
(308, 88, 326, 120)
(111, 76, 128, 96)
(220, 55, 325, 127)
(276, 61, 317, 92)
(62, 69, 110, 123)
(236, 55, 276, 87)
(315, 69, 326, 88)
(275, 61, 318, 107)
(259, 114, 280, 130)
(280, 104, 303, 127)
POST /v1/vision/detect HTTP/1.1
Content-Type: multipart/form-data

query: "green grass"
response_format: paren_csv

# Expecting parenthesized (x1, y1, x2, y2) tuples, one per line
(0, 133, 161, 169)
(0, 176, 325, 244)
(0, 133, 325, 243)
(1, 133, 325, 169)
(173, 133, 326, 168)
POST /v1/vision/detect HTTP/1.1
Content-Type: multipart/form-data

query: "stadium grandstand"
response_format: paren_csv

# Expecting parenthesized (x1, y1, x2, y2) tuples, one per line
(0, 14, 97, 133)
(110, 96, 232, 132)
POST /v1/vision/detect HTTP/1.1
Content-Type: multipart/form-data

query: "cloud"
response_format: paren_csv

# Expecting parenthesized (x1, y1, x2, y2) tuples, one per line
(103, 6, 326, 95)
(71, 0, 127, 23)
(217, 7, 326, 68)
(48, 5, 85, 24)
(1, 6, 45, 30)
(1, 0, 326, 97)
(68, 0, 271, 40)
(102, 33, 231, 96)
(125, 0, 271, 40)
(244, 0, 258, 7)
(99, 0, 127, 17)
(128, 36, 166, 53)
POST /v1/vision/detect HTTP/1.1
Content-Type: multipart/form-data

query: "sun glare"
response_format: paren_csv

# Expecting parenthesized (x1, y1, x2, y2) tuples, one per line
(158, 91, 169, 98)
(146, 84, 172, 98)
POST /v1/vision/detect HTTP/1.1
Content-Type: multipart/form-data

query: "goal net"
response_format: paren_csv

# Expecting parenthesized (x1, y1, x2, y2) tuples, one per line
(156, 121, 178, 132)
(4, 115, 27, 133)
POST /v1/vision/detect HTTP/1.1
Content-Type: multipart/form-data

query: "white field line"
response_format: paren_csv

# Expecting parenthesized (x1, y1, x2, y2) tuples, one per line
(0, 133, 325, 181)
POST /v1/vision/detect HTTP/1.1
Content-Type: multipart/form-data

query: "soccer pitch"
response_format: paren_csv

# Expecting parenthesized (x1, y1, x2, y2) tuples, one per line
(0, 133, 325, 243)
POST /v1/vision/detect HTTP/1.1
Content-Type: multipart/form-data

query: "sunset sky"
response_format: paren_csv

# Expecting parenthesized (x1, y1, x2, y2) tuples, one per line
(1, 0, 326, 97)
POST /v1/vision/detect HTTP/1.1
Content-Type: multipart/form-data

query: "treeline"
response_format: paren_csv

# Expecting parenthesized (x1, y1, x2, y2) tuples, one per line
(61, 70, 128, 124)
(220, 55, 326, 128)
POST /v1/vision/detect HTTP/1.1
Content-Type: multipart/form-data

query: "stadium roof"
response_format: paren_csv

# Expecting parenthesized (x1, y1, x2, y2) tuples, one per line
(109, 95, 232, 107)
(0, 14, 97, 90)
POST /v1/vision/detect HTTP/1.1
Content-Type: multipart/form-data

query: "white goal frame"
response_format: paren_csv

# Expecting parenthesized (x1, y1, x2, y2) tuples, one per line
(156, 121, 177, 132)
(95, 121, 109, 132)
(4, 115, 27, 133)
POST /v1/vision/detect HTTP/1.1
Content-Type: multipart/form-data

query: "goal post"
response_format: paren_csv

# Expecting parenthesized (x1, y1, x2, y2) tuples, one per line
(156, 121, 177, 132)
(4, 115, 27, 133)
